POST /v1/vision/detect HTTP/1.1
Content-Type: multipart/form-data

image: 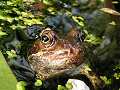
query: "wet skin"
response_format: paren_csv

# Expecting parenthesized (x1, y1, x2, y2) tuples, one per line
(27, 28, 84, 80)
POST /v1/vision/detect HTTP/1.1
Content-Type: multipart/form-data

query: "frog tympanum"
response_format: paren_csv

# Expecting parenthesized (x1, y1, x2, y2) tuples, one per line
(27, 27, 84, 80)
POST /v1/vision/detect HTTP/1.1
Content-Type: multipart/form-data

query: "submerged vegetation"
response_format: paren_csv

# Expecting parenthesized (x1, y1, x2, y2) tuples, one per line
(0, 0, 120, 90)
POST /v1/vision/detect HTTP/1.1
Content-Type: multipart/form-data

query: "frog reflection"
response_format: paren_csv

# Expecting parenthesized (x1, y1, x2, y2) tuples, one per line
(27, 27, 84, 80)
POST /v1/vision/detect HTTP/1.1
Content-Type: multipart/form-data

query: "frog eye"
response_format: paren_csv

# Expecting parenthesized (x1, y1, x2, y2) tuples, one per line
(41, 35, 50, 43)
(39, 28, 57, 48)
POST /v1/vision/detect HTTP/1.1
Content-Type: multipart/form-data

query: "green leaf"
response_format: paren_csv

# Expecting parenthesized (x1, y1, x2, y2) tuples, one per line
(6, 50, 17, 59)
(12, 8, 21, 15)
(72, 16, 85, 27)
(65, 82, 73, 89)
(0, 14, 5, 20)
(6, 16, 13, 23)
(57, 85, 67, 90)
(7, 1, 13, 5)
(0, 31, 7, 37)
(109, 21, 116, 26)
(113, 73, 120, 80)
(43, 0, 54, 5)
(16, 81, 27, 90)
(10, 24, 26, 30)
(100, 76, 112, 85)
(0, 51, 17, 90)
(23, 18, 43, 26)
(34, 79, 42, 86)
(85, 34, 102, 45)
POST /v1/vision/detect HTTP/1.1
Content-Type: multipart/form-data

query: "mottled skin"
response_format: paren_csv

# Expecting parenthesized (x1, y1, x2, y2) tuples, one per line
(28, 28, 84, 80)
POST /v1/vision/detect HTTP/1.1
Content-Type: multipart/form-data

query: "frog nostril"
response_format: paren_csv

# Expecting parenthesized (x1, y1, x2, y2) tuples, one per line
(69, 48, 74, 54)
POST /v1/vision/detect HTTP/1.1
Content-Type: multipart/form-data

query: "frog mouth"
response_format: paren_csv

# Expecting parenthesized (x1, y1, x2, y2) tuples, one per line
(28, 46, 82, 70)
(28, 45, 83, 80)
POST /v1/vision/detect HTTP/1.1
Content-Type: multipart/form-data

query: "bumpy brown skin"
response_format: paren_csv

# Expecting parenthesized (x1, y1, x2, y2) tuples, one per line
(28, 28, 84, 80)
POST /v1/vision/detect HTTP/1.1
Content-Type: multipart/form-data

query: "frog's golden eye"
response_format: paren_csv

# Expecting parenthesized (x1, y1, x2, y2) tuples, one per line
(40, 28, 52, 44)
(39, 28, 57, 48)
(41, 35, 50, 43)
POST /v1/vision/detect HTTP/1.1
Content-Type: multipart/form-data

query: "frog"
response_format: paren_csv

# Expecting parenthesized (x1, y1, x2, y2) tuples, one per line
(24, 23, 103, 90)
(21, 0, 117, 89)
(27, 27, 84, 80)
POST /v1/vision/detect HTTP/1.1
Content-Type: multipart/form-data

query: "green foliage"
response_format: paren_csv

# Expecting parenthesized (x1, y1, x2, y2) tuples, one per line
(6, 50, 17, 59)
(0, 51, 17, 90)
(34, 79, 42, 86)
(0, 0, 120, 90)
(0, 27, 7, 38)
(57, 85, 68, 90)
(43, 0, 55, 5)
(65, 81, 73, 89)
(16, 81, 27, 90)
(84, 30, 102, 45)
(100, 76, 112, 85)
(0, 31, 7, 37)
(0, 0, 43, 32)
(57, 80, 73, 90)
(113, 65, 120, 80)
(113, 73, 120, 80)
(72, 16, 85, 27)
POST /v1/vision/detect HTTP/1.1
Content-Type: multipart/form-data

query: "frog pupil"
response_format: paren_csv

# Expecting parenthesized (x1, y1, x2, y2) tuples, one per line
(41, 35, 49, 42)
